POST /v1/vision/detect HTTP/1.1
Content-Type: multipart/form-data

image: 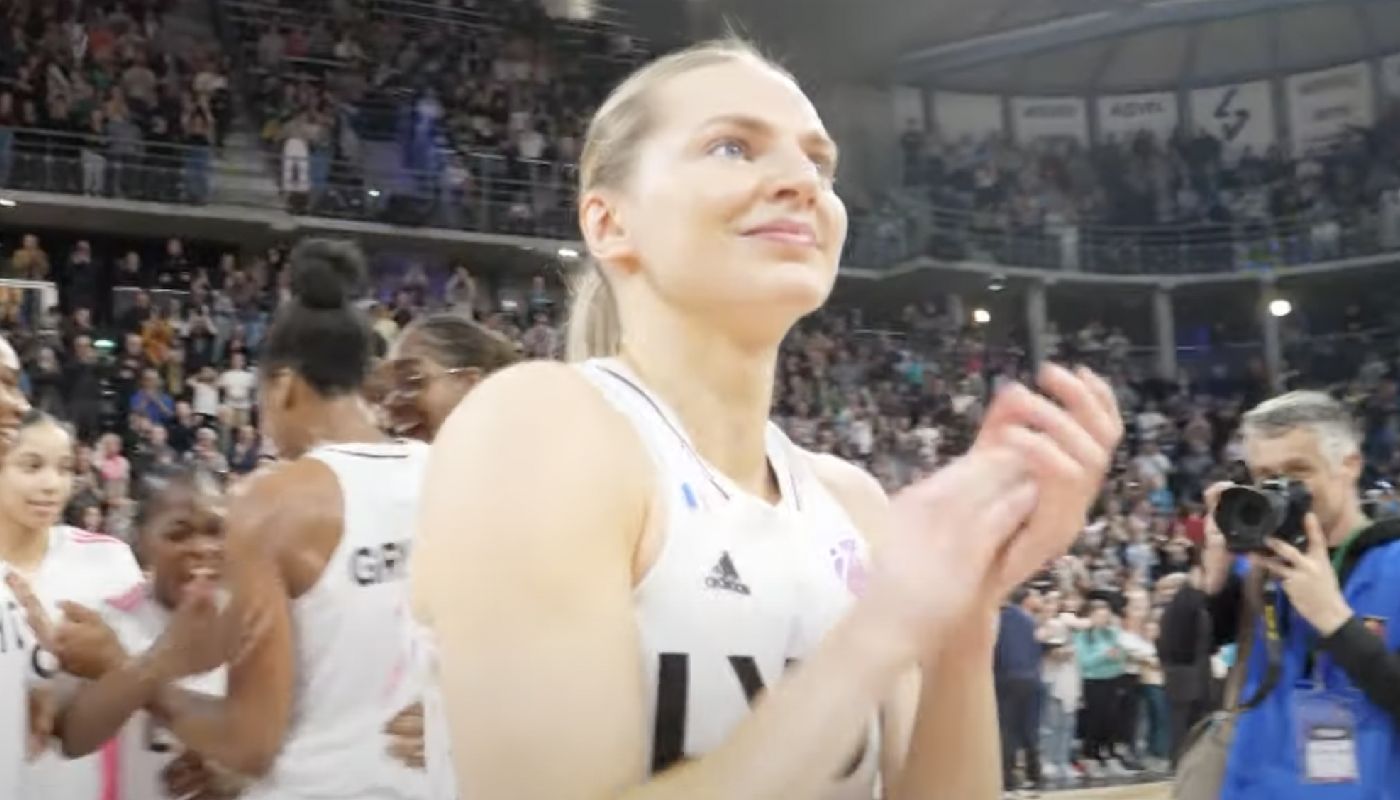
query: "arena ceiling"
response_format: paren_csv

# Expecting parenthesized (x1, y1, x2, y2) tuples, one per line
(619, 0, 1400, 92)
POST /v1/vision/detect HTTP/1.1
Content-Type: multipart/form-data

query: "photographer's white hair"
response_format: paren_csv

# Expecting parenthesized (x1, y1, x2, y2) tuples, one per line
(1241, 391, 1360, 466)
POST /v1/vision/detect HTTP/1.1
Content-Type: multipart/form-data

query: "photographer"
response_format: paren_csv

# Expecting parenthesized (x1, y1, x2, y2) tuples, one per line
(1203, 392, 1400, 797)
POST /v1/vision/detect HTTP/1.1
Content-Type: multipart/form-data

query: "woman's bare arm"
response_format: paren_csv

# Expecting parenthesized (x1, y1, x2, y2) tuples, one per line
(811, 454, 1000, 799)
(415, 363, 903, 799)
(150, 462, 335, 776)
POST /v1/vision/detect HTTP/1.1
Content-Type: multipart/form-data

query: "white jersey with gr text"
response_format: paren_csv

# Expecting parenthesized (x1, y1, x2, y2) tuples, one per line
(23, 526, 144, 800)
(101, 582, 227, 800)
(578, 360, 880, 800)
(242, 440, 431, 800)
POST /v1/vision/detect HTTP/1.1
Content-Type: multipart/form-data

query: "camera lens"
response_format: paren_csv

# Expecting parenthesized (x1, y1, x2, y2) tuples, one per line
(1237, 502, 1264, 528)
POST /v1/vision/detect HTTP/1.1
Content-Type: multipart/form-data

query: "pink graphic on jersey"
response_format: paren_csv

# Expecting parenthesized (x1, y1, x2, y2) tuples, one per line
(100, 737, 120, 800)
(105, 582, 147, 614)
(829, 538, 868, 597)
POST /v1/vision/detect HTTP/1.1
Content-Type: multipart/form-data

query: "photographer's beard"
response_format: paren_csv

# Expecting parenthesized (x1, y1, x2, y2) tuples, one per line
(1245, 428, 1367, 546)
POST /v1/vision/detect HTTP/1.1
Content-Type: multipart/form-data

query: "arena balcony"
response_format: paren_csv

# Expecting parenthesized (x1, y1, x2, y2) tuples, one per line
(6, 124, 1399, 280)
(6, 120, 1400, 399)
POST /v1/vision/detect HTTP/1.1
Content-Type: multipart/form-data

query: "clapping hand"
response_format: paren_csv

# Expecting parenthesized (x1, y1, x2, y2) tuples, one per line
(147, 568, 236, 680)
(973, 364, 1124, 598)
(5, 572, 127, 680)
(385, 700, 426, 769)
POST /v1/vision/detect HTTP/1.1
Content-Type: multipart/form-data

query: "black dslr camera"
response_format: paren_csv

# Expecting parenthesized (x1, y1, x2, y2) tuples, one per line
(1213, 479, 1312, 553)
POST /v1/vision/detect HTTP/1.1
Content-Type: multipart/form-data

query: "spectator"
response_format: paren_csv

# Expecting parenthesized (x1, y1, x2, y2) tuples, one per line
(1155, 567, 1213, 760)
(60, 240, 99, 314)
(97, 431, 132, 495)
(227, 424, 261, 475)
(189, 365, 221, 420)
(218, 350, 256, 427)
(1038, 589, 1084, 784)
(11, 234, 49, 279)
(29, 345, 66, 418)
(995, 587, 1045, 794)
(166, 401, 202, 455)
(63, 334, 106, 440)
(130, 367, 175, 425)
(185, 425, 229, 492)
(120, 291, 154, 335)
(1077, 600, 1129, 776)
(113, 251, 147, 288)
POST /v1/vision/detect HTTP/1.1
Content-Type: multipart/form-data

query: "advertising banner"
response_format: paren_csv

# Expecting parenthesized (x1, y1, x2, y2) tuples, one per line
(1010, 96, 1089, 145)
(1096, 91, 1179, 143)
(1189, 80, 1276, 161)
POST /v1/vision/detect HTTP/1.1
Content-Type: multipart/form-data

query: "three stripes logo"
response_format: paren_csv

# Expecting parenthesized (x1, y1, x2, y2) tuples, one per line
(704, 551, 750, 595)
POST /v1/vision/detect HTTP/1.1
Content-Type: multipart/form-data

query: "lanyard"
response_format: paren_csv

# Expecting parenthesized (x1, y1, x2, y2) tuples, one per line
(1329, 525, 1368, 577)
(1296, 524, 1370, 687)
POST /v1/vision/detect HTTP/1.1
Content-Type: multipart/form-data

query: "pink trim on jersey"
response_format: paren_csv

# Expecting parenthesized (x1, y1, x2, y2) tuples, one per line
(69, 530, 122, 545)
(105, 582, 148, 614)
(100, 737, 120, 800)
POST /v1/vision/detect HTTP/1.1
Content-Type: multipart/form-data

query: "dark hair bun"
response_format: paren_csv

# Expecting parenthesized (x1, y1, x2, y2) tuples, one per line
(289, 239, 367, 310)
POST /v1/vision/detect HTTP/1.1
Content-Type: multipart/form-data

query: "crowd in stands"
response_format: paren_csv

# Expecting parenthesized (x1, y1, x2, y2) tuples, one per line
(884, 104, 1400, 273)
(226, 0, 638, 227)
(0, 0, 232, 202)
(3, 0, 1399, 277)
(5, 225, 1400, 795)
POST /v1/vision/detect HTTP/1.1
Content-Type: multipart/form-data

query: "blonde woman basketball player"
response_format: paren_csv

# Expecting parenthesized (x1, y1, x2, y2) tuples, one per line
(414, 39, 1122, 800)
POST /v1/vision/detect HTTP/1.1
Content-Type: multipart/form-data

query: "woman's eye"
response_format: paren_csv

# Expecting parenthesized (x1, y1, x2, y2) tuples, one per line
(811, 156, 838, 181)
(707, 138, 749, 160)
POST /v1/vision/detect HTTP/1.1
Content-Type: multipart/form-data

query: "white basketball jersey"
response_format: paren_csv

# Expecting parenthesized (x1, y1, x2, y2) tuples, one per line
(100, 582, 226, 800)
(0, 577, 28, 800)
(578, 360, 880, 799)
(417, 644, 456, 800)
(243, 440, 431, 800)
(22, 526, 144, 800)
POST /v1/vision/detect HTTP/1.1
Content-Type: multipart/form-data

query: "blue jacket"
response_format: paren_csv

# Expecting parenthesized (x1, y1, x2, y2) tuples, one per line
(1224, 523, 1400, 799)
(994, 605, 1041, 682)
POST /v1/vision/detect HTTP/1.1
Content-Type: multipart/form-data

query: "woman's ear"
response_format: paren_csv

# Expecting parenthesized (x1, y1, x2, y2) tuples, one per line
(579, 190, 640, 274)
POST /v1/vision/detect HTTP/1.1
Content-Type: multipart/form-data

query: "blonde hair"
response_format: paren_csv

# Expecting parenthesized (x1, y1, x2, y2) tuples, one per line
(565, 37, 790, 361)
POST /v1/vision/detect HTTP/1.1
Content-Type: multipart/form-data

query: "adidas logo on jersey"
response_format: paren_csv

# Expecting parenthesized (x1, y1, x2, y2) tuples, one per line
(704, 552, 750, 595)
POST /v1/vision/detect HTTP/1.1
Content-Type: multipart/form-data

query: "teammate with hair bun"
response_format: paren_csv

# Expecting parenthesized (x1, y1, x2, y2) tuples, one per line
(82, 239, 433, 800)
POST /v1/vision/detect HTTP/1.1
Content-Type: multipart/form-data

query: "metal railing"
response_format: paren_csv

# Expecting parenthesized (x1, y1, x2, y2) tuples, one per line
(4, 125, 1399, 276)
(222, 0, 644, 44)
(846, 200, 1396, 275)
(0, 126, 580, 239)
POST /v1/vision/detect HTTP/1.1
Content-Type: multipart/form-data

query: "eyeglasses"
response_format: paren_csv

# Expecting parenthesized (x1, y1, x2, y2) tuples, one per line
(376, 359, 472, 400)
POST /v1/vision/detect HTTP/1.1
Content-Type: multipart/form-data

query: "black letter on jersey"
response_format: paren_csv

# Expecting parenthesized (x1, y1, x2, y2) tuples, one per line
(652, 654, 867, 779)
(651, 653, 689, 773)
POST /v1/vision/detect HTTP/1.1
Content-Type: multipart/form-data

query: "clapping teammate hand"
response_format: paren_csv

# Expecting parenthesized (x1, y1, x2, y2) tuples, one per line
(6, 571, 128, 681)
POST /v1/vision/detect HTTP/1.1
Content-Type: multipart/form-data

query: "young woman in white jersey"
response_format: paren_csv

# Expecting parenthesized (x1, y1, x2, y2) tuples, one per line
(0, 332, 36, 799)
(84, 239, 433, 800)
(376, 312, 520, 443)
(23, 469, 244, 800)
(372, 311, 518, 791)
(0, 412, 145, 798)
(414, 38, 1123, 799)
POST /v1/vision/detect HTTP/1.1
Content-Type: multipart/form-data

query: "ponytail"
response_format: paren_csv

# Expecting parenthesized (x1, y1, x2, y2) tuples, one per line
(565, 264, 621, 362)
